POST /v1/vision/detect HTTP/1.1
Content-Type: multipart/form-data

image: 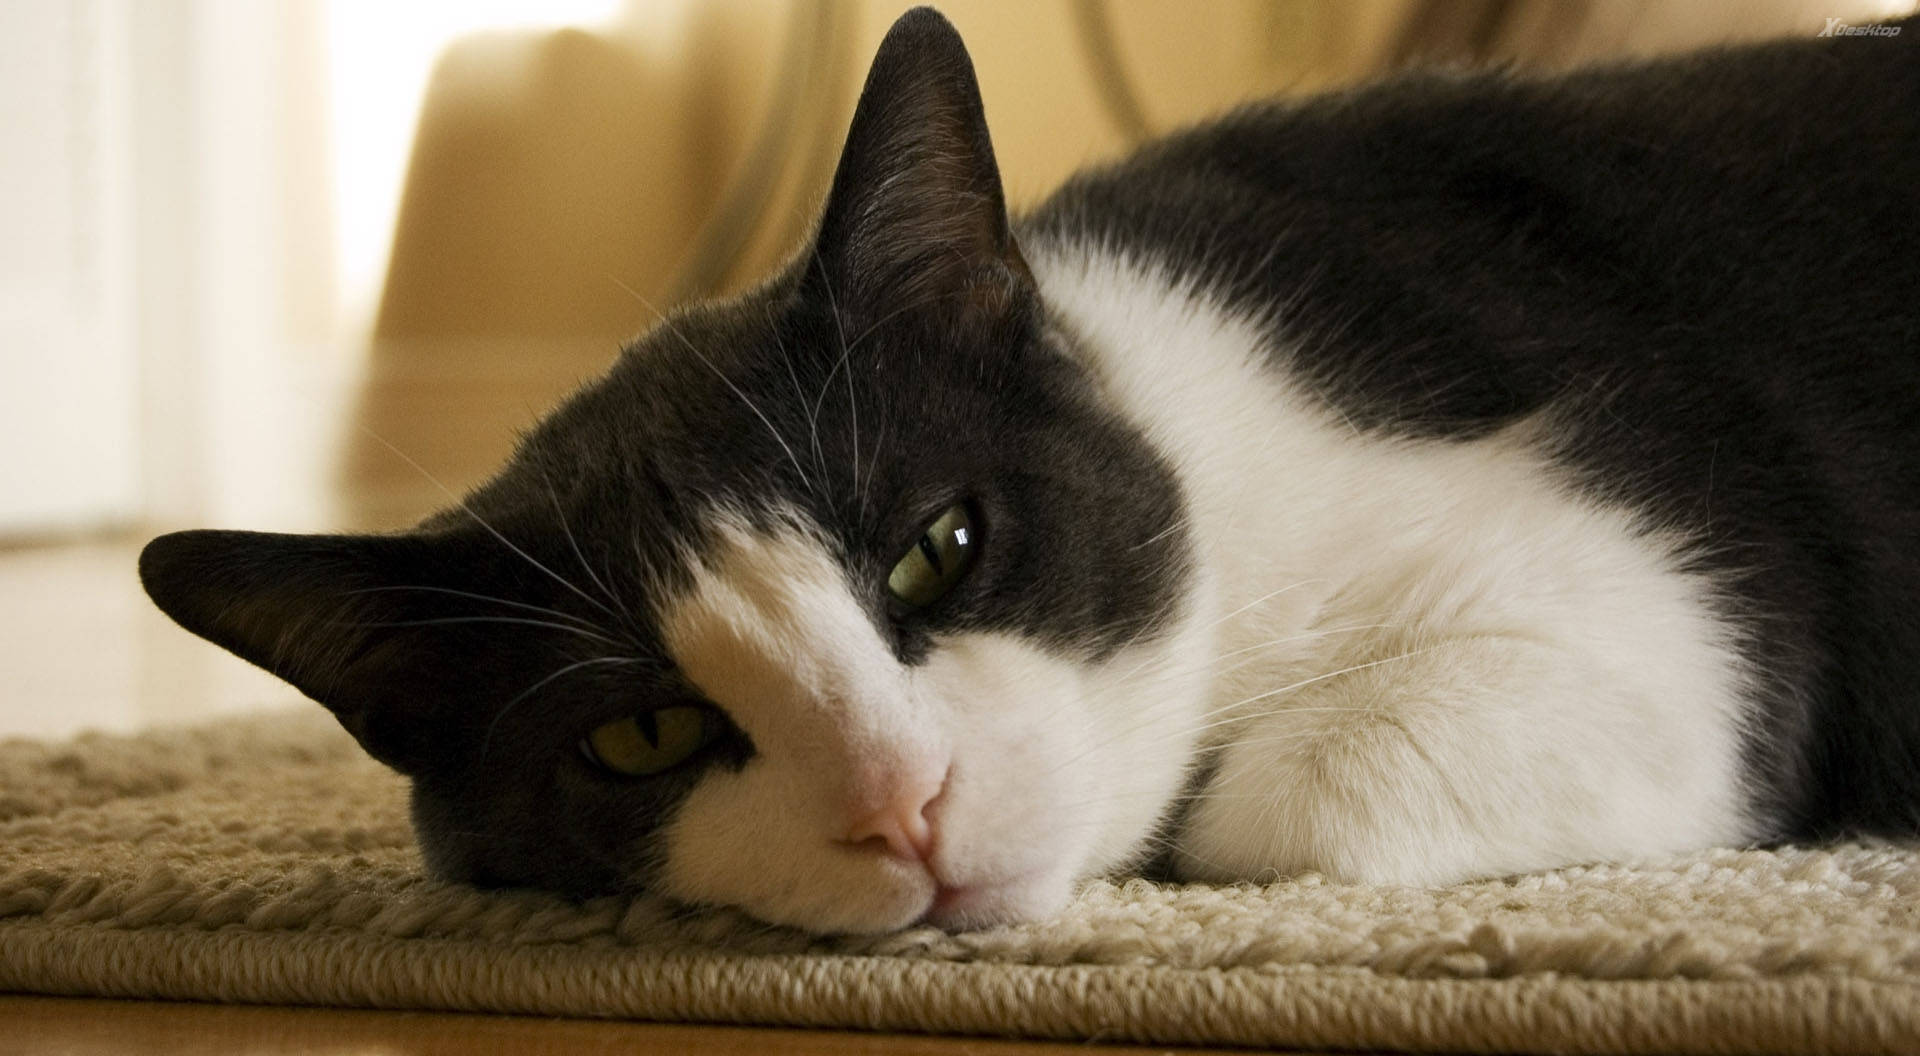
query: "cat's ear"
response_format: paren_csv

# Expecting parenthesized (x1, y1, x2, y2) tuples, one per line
(812, 7, 1030, 321)
(139, 529, 452, 774)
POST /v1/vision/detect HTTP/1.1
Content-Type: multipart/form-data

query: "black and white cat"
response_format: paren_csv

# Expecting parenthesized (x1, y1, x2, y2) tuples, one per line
(141, 9, 1920, 935)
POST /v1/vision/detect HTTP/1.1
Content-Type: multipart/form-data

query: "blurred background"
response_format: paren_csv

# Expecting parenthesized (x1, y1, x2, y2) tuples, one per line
(3, 0, 1913, 738)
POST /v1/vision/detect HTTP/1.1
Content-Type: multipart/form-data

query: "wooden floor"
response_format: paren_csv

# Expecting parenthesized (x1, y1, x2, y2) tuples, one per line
(1, 996, 1281, 1055)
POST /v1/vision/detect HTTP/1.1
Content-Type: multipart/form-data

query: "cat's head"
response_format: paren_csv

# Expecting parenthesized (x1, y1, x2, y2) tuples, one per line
(140, 7, 1211, 933)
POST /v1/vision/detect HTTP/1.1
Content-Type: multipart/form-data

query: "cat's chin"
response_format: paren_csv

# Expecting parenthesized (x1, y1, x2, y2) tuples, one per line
(728, 862, 1073, 936)
(918, 866, 1073, 931)
(691, 844, 1079, 935)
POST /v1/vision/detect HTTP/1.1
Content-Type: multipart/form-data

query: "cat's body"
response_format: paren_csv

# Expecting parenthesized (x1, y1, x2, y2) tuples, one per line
(142, 10, 1920, 934)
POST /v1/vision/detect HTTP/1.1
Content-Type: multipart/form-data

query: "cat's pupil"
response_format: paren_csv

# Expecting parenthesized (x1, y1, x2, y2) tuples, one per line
(886, 503, 978, 609)
(581, 708, 715, 777)
(916, 534, 945, 576)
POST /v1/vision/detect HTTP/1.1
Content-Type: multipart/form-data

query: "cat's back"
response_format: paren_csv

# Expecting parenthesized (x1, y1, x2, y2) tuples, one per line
(1020, 22, 1920, 838)
(1025, 21, 1920, 418)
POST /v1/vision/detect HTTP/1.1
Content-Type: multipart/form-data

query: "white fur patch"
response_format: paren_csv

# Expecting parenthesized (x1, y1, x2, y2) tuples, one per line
(651, 511, 1213, 932)
(651, 245, 1754, 934)
(1026, 242, 1756, 887)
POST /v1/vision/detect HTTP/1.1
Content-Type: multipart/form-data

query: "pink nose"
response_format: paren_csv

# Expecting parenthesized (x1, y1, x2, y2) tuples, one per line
(846, 800, 936, 861)
(843, 772, 946, 862)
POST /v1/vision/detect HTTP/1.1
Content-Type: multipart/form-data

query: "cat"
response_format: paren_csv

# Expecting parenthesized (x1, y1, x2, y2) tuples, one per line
(140, 8, 1920, 935)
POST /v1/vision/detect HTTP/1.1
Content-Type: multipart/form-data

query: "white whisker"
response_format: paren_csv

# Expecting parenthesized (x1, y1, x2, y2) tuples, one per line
(355, 425, 625, 624)
(347, 616, 625, 647)
(344, 585, 604, 631)
(609, 275, 817, 497)
(810, 252, 866, 525)
(538, 465, 631, 625)
(479, 655, 652, 762)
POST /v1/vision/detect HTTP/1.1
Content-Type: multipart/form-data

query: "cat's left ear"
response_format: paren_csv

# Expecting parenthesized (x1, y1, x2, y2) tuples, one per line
(811, 7, 1031, 323)
(138, 529, 470, 776)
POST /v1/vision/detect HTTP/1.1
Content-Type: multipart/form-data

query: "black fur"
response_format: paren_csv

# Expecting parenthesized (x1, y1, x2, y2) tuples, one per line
(140, 8, 1920, 901)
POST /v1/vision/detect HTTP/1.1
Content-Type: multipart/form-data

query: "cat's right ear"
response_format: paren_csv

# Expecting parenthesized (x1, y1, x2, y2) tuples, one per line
(811, 7, 1030, 325)
(139, 529, 450, 774)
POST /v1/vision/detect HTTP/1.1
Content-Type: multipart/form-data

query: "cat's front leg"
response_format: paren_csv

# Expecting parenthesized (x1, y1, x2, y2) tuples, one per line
(1170, 631, 1755, 887)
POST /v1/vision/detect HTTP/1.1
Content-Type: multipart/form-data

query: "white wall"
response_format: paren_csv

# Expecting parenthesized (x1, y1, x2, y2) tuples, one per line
(0, 0, 636, 540)
(0, 0, 139, 534)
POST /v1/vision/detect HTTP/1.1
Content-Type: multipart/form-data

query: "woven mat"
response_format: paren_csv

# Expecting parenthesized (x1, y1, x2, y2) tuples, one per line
(2, 712, 1915, 1053)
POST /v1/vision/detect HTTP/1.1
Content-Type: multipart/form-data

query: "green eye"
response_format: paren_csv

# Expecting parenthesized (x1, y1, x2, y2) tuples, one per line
(580, 706, 716, 777)
(887, 503, 978, 609)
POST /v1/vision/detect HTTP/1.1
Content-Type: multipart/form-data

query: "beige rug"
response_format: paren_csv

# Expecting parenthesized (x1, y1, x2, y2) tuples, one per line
(2, 711, 1915, 1053)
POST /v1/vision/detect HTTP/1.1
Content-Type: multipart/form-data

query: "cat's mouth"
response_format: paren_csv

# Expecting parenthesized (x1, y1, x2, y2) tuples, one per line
(917, 865, 1062, 930)
(923, 882, 992, 926)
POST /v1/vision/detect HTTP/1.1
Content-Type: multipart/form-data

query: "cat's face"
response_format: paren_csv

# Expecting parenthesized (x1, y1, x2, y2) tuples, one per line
(140, 10, 1210, 933)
